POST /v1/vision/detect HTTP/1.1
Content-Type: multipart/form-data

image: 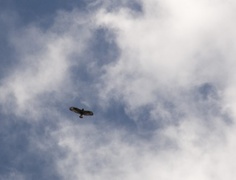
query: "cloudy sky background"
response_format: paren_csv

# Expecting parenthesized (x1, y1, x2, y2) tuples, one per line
(1, 0, 236, 179)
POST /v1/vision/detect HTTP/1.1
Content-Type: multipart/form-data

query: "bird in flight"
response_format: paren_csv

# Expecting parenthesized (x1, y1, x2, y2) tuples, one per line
(69, 107, 94, 118)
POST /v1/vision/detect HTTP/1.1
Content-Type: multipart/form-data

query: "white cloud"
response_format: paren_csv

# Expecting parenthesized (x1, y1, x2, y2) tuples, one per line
(50, 0, 236, 179)
(95, 0, 236, 119)
(53, 117, 236, 180)
(0, 10, 93, 119)
(1, 0, 236, 179)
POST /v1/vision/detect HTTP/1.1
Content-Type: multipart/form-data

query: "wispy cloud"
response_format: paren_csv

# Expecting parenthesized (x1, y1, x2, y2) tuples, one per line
(1, 0, 236, 179)
(0, 10, 93, 119)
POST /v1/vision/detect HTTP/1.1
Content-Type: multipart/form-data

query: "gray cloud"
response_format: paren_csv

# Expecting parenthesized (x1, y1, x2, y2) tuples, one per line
(1, 0, 236, 179)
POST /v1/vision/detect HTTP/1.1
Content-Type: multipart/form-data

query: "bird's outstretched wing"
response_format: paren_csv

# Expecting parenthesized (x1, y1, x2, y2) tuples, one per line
(83, 110, 93, 116)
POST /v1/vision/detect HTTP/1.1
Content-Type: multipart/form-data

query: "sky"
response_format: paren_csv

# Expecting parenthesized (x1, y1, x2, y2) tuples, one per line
(0, 0, 236, 179)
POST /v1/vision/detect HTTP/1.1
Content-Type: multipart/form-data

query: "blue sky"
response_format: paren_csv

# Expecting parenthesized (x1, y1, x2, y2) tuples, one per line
(1, 0, 236, 179)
